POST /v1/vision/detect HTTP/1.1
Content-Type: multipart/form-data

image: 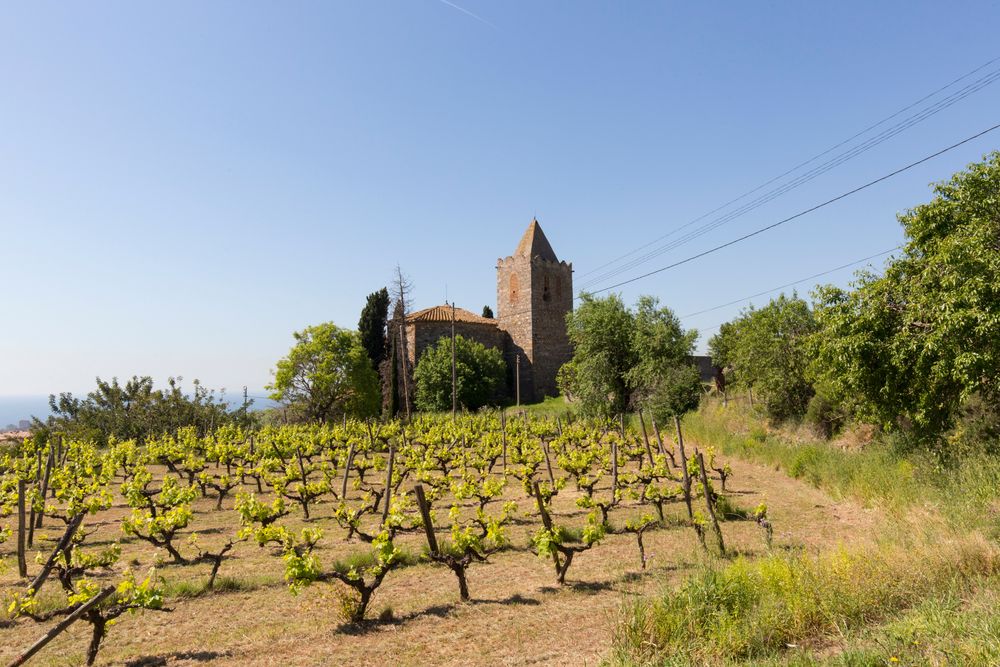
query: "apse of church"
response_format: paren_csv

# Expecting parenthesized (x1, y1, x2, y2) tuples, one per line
(405, 219, 573, 403)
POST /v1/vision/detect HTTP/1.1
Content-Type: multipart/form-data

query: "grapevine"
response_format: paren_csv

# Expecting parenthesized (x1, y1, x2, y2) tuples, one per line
(1, 409, 738, 659)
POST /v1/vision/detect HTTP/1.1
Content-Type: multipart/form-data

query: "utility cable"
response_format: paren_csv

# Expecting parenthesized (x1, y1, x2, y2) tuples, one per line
(588, 122, 1000, 294)
(580, 58, 1000, 287)
(679, 246, 900, 319)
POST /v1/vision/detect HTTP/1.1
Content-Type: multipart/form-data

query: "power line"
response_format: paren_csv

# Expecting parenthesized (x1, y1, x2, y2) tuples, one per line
(582, 69, 1000, 289)
(582, 57, 1000, 283)
(679, 246, 900, 319)
(580, 57, 1000, 289)
(588, 121, 1000, 295)
(437, 116, 989, 325)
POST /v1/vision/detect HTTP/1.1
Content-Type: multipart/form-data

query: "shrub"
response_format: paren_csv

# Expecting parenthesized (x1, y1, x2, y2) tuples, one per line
(414, 335, 507, 411)
(805, 392, 847, 439)
(946, 392, 1000, 459)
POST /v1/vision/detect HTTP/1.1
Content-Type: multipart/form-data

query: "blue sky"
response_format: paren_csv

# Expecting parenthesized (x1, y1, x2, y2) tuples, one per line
(3, 1, 1000, 398)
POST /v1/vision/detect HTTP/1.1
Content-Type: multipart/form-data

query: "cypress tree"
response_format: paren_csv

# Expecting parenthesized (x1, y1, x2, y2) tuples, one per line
(359, 287, 390, 371)
(380, 300, 407, 417)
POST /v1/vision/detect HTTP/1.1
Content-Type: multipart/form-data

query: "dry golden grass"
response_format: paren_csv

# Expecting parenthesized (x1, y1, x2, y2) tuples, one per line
(0, 455, 881, 666)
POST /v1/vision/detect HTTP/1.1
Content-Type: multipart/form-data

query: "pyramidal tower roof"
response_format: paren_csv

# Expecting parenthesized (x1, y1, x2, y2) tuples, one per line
(514, 218, 558, 262)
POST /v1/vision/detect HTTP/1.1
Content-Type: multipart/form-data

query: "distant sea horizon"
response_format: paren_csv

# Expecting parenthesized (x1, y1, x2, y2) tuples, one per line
(0, 395, 52, 428)
(0, 393, 279, 429)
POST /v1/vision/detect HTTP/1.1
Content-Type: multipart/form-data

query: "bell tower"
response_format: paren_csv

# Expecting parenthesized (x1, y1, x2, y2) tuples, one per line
(496, 219, 573, 401)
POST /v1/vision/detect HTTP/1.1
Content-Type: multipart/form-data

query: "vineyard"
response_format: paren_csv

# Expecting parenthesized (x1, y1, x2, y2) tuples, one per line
(0, 412, 878, 666)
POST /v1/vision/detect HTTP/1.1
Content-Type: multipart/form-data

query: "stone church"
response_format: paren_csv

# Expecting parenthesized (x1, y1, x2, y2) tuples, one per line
(405, 219, 573, 402)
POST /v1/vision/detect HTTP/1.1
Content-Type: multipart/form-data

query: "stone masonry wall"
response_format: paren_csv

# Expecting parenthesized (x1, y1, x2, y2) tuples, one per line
(496, 255, 573, 400)
(496, 255, 535, 400)
(527, 257, 573, 398)
(406, 320, 505, 367)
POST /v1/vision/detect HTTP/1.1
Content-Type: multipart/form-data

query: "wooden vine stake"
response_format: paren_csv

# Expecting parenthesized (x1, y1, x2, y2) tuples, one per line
(500, 410, 507, 474)
(532, 482, 561, 574)
(675, 415, 693, 519)
(413, 484, 438, 553)
(30, 513, 85, 594)
(541, 440, 556, 487)
(650, 415, 676, 468)
(341, 442, 356, 500)
(8, 586, 116, 667)
(45, 436, 59, 500)
(611, 440, 619, 499)
(413, 483, 480, 601)
(16, 479, 27, 578)
(638, 411, 656, 464)
(696, 450, 726, 556)
(294, 446, 311, 519)
(26, 449, 41, 547)
(381, 443, 395, 525)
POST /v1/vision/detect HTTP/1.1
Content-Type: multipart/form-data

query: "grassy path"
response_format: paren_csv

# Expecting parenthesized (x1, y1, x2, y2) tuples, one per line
(607, 404, 1000, 666)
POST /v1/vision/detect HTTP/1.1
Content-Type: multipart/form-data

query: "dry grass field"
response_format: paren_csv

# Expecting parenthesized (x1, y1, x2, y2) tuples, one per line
(0, 451, 879, 667)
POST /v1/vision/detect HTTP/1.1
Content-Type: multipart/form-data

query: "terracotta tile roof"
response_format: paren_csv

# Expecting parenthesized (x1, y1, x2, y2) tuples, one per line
(514, 218, 558, 262)
(406, 305, 498, 325)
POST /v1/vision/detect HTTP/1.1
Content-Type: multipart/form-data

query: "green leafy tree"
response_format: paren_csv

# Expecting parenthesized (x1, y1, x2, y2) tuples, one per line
(37, 376, 237, 444)
(564, 294, 697, 418)
(413, 335, 506, 411)
(810, 152, 1000, 440)
(723, 294, 817, 422)
(482, 305, 494, 319)
(268, 323, 381, 422)
(707, 321, 742, 400)
(626, 295, 700, 426)
(636, 363, 702, 427)
(358, 287, 390, 371)
(707, 321, 737, 371)
(627, 296, 698, 391)
(708, 321, 739, 394)
(564, 293, 637, 416)
(556, 358, 578, 401)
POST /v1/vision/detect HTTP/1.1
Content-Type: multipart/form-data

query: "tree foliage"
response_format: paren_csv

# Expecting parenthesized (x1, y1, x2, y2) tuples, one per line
(564, 294, 637, 416)
(268, 323, 380, 422)
(627, 296, 700, 422)
(358, 287, 390, 371)
(810, 152, 1000, 439)
(711, 294, 817, 422)
(628, 296, 699, 388)
(708, 321, 737, 373)
(563, 294, 698, 417)
(636, 364, 703, 426)
(37, 376, 241, 444)
(413, 335, 506, 412)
